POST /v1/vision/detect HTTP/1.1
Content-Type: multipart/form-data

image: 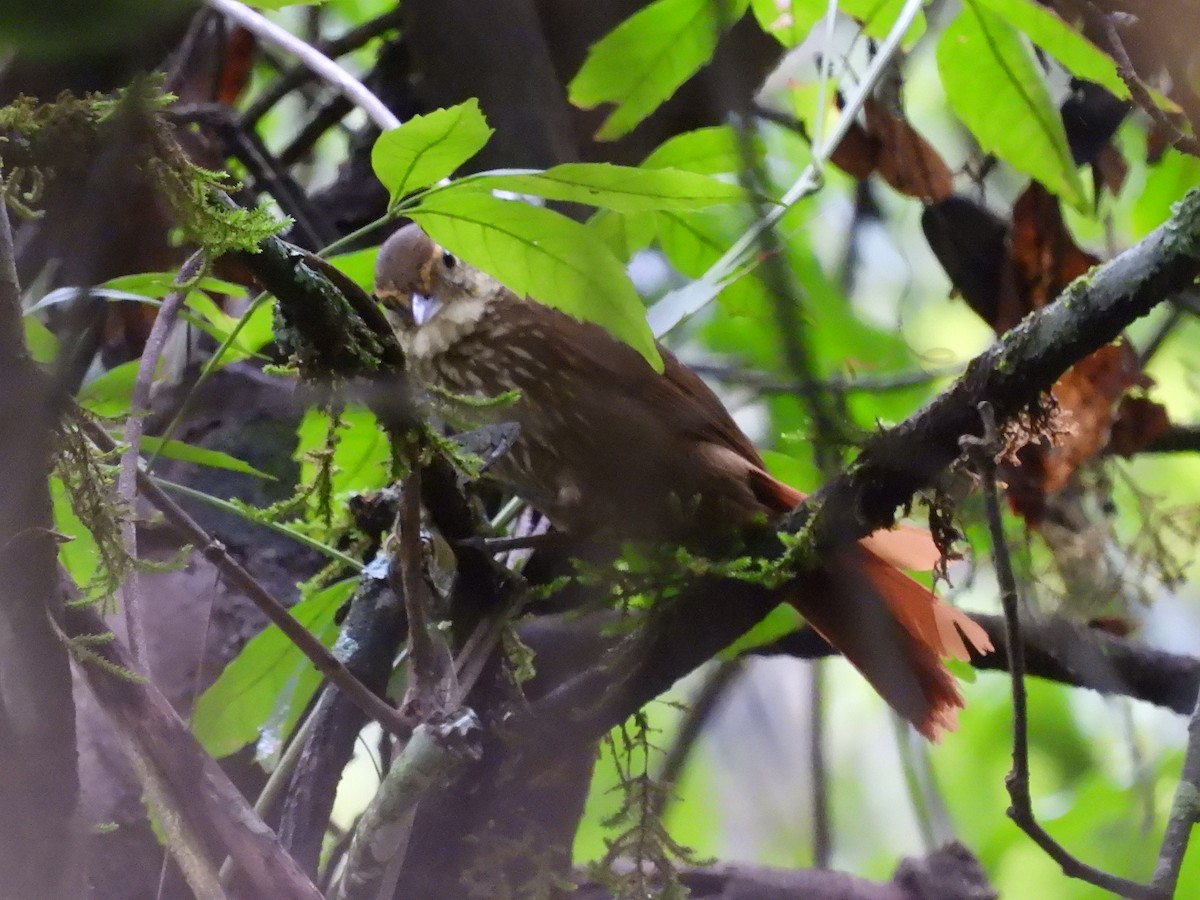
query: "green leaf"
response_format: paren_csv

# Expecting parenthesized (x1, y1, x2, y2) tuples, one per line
(371, 99, 493, 204)
(1132, 147, 1200, 238)
(328, 247, 379, 292)
(760, 448, 817, 499)
(568, 0, 751, 141)
(584, 125, 748, 263)
(229, 295, 278, 361)
(138, 437, 275, 480)
(973, 0, 1127, 99)
(471, 162, 751, 211)
(750, 0, 826, 47)
(183, 292, 274, 361)
(409, 190, 663, 370)
(78, 360, 139, 418)
(937, 1, 1086, 210)
(104, 272, 247, 300)
(840, 0, 926, 47)
(719, 602, 803, 659)
(946, 657, 978, 684)
(641, 124, 742, 173)
(51, 476, 99, 590)
(655, 207, 738, 277)
(24, 318, 59, 364)
(192, 578, 353, 759)
(29, 274, 269, 364)
(295, 406, 391, 503)
(587, 208, 658, 262)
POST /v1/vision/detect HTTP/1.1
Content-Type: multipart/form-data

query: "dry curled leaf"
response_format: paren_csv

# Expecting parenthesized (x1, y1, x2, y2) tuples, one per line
(829, 98, 954, 202)
(1110, 394, 1172, 457)
(928, 182, 1171, 519)
(1040, 342, 1143, 497)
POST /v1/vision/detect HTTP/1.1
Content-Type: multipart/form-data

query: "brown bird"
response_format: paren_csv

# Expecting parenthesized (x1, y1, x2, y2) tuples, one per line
(375, 223, 992, 739)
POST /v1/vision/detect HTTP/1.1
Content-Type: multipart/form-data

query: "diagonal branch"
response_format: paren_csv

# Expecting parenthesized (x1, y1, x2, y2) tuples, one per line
(531, 187, 1200, 744)
(205, 0, 400, 131)
(62, 592, 324, 900)
(761, 613, 1200, 717)
(798, 188, 1200, 551)
(81, 416, 411, 740)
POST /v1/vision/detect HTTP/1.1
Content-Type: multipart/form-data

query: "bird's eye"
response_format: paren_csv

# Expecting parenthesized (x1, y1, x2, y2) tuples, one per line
(442, 251, 457, 269)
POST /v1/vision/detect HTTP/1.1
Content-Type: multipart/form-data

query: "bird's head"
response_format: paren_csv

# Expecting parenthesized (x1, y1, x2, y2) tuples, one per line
(374, 224, 487, 331)
(374, 224, 508, 364)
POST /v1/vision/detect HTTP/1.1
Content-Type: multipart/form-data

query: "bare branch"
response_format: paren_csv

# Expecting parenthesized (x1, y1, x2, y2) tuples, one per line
(965, 401, 1154, 900)
(116, 249, 205, 670)
(1077, 2, 1200, 158)
(62, 590, 323, 900)
(574, 841, 996, 900)
(1145, 424, 1200, 454)
(0, 176, 84, 899)
(205, 0, 401, 131)
(81, 416, 411, 740)
(1150, 685, 1200, 894)
(649, 659, 742, 820)
(392, 466, 458, 721)
(241, 7, 405, 127)
(328, 713, 483, 900)
(646, 0, 927, 336)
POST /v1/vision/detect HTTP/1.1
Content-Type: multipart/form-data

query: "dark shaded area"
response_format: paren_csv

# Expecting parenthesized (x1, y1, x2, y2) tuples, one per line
(277, 575, 406, 877)
(0, 214, 82, 897)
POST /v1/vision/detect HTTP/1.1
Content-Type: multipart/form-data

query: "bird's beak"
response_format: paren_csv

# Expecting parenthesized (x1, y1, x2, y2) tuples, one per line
(410, 292, 442, 326)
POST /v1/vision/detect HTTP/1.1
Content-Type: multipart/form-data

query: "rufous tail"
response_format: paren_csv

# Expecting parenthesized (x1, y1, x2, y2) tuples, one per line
(748, 466, 993, 740)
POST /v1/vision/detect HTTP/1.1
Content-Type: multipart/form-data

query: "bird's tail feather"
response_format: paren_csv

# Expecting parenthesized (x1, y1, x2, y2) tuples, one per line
(745, 462, 993, 738)
(788, 546, 992, 740)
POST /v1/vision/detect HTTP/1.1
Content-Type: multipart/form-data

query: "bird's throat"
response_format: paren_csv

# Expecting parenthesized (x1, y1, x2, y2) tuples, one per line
(406, 295, 491, 362)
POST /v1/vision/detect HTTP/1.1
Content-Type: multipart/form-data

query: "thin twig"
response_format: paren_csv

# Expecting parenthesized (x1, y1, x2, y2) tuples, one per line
(966, 401, 1156, 900)
(241, 7, 404, 127)
(645, 0, 927, 337)
(690, 363, 961, 395)
(1078, 2, 1200, 158)
(278, 94, 354, 168)
(166, 104, 334, 247)
(1146, 424, 1200, 455)
(1150, 690, 1200, 894)
(81, 416, 411, 740)
(116, 250, 205, 671)
(450, 590, 524, 705)
(216, 703, 322, 888)
(1170, 287, 1200, 318)
(62, 582, 324, 900)
(1138, 305, 1184, 367)
(649, 660, 742, 820)
(725, 8, 850, 851)
(204, 0, 400, 131)
(398, 471, 436, 696)
(892, 714, 953, 852)
(391, 467, 457, 721)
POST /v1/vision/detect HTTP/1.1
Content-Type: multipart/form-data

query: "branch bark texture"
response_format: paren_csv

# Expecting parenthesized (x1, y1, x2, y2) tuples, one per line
(0, 194, 83, 898)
